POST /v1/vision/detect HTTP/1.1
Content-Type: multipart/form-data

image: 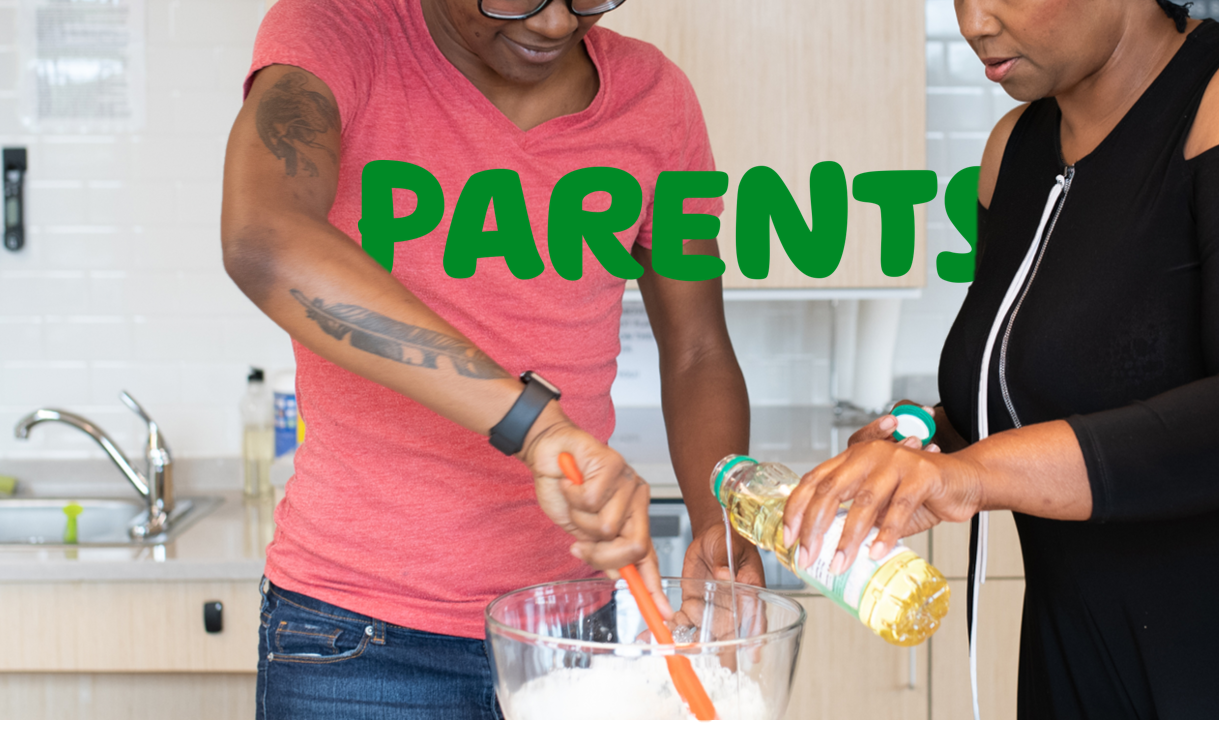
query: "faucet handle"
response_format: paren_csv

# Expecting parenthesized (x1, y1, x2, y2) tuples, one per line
(119, 390, 153, 423)
(119, 391, 171, 457)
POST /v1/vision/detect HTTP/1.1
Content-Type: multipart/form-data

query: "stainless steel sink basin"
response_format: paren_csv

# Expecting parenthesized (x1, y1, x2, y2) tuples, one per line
(0, 496, 222, 547)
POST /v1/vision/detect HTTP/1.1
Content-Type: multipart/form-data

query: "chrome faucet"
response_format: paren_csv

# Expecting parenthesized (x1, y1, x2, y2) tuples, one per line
(14, 391, 174, 538)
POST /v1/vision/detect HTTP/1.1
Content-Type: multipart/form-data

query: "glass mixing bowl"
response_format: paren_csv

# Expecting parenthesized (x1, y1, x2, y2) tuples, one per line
(486, 577, 806, 720)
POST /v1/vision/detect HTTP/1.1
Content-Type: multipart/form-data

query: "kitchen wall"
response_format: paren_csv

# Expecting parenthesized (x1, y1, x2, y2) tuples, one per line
(4, 0, 1214, 461)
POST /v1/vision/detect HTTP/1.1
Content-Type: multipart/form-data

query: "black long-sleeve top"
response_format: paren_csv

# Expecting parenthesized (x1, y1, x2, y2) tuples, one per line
(938, 20, 1219, 718)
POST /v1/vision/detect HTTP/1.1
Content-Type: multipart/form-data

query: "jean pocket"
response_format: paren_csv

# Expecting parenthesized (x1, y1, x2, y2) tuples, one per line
(268, 602, 372, 665)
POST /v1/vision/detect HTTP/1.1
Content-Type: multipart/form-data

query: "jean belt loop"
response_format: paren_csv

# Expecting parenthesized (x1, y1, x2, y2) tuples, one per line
(374, 619, 386, 645)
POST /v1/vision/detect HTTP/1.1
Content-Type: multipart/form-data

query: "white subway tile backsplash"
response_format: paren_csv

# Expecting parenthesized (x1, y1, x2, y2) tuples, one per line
(925, 42, 946, 87)
(90, 361, 182, 405)
(0, 50, 17, 91)
(220, 316, 295, 369)
(26, 182, 89, 226)
(44, 318, 132, 362)
(0, 318, 43, 361)
(927, 88, 991, 132)
(175, 179, 225, 225)
(925, 0, 958, 37)
(172, 91, 245, 136)
(0, 362, 91, 407)
(169, 0, 263, 47)
(87, 182, 135, 225)
(39, 228, 128, 269)
(129, 180, 179, 225)
(946, 41, 988, 84)
(0, 8, 17, 47)
(145, 47, 222, 93)
(36, 138, 129, 180)
(946, 132, 987, 174)
(180, 362, 254, 405)
(131, 316, 227, 362)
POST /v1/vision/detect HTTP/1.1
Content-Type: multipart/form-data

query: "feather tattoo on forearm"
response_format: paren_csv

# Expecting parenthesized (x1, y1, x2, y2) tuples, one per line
(291, 290, 510, 379)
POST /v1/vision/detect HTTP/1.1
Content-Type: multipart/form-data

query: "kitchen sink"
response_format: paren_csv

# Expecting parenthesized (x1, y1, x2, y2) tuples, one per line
(0, 496, 222, 547)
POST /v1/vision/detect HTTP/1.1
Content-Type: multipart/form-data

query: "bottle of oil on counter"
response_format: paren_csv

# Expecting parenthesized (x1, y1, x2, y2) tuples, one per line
(711, 455, 950, 646)
(241, 367, 274, 502)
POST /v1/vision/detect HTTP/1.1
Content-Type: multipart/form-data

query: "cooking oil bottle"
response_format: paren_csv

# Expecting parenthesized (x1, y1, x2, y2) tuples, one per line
(711, 455, 950, 646)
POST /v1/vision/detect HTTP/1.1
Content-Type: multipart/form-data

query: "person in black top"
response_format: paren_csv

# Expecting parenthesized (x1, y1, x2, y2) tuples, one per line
(780, 0, 1219, 719)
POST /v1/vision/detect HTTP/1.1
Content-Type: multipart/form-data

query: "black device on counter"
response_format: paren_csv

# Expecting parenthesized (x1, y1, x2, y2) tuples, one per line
(3, 148, 26, 252)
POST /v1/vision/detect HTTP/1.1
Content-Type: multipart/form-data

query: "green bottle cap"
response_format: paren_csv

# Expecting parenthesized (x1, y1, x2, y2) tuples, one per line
(711, 455, 758, 506)
(890, 404, 937, 446)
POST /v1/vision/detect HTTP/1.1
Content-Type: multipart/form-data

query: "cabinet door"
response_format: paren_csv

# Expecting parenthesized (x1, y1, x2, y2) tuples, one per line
(0, 581, 260, 672)
(928, 578, 1024, 719)
(930, 510, 1024, 579)
(783, 593, 928, 719)
(599, 1, 927, 290)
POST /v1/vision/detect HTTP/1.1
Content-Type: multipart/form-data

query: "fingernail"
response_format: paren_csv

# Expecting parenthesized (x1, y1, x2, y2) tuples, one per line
(879, 416, 897, 431)
(829, 551, 846, 575)
(783, 525, 794, 547)
(927, 444, 941, 453)
(570, 544, 581, 558)
(869, 541, 887, 561)
(798, 546, 812, 570)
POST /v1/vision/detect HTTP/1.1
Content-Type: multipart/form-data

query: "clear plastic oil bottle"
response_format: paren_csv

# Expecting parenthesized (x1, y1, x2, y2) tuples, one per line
(711, 455, 950, 646)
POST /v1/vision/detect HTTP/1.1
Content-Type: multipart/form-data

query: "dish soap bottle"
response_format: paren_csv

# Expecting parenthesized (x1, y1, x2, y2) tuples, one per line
(241, 367, 274, 502)
(711, 455, 950, 646)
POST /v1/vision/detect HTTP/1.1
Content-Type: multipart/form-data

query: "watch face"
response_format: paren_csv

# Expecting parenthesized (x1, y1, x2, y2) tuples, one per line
(523, 371, 561, 397)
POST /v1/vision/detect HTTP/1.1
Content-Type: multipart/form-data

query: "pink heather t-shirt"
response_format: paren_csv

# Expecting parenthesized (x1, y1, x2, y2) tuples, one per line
(246, 0, 723, 639)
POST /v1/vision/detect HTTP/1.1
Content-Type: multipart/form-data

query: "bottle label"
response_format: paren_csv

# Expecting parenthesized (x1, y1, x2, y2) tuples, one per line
(274, 390, 297, 458)
(793, 509, 909, 618)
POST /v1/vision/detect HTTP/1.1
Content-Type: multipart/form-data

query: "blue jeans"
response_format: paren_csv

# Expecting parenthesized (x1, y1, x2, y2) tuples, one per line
(255, 577, 503, 719)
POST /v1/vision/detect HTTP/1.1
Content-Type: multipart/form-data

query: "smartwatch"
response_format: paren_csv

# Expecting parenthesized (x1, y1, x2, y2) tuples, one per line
(489, 371, 562, 456)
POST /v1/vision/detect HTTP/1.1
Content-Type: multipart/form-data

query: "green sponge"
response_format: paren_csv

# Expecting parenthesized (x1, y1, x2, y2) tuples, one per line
(0, 475, 15, 497)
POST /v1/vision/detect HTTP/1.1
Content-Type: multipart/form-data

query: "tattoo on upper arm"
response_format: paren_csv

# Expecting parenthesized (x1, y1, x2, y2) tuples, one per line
(290, 289, 511, 379)
(256, 71, 340, 177)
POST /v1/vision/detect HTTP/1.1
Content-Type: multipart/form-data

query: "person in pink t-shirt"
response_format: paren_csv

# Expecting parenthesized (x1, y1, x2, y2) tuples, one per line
(222, 0, 760, 719)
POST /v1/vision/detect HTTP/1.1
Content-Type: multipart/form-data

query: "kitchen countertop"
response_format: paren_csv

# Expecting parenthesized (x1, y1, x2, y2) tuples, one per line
(0, 405, 869, 582)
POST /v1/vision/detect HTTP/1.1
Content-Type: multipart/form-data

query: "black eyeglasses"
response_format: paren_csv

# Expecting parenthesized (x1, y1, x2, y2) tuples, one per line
(478, 0, 628, 21)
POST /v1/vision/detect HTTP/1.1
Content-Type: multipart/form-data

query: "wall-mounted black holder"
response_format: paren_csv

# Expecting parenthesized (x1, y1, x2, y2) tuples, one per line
(4, 148, 27, 252)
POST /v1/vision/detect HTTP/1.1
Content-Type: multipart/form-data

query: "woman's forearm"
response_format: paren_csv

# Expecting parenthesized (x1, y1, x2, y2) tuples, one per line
(222, 212, 527, 438)
(955, 420, 1092, 521)
(660, 355, 750, 535)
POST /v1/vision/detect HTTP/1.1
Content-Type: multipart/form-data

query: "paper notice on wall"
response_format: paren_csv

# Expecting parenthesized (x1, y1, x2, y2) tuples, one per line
(19, 0, 146, 132)
(610, 302, 661, 407)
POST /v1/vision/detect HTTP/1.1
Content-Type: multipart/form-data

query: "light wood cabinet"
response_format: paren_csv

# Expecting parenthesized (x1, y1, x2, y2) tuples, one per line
(783, 592, 928, 719)
(0, 673, 256, 720)
(924, 514, 1025, 719)
(0, 580, 260, 673)
(600, 0, 927, 289)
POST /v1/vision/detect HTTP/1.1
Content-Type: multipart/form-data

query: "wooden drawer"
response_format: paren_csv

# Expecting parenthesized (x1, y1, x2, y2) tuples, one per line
(0, 580, 260, 672)
(930, 510, 1024, 579)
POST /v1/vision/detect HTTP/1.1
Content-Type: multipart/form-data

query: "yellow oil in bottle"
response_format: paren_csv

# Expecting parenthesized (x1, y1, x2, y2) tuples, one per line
(712, 455, 950, 647)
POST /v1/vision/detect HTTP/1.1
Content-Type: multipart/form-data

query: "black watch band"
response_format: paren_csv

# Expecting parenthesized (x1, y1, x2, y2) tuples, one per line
(489, 371, 561, 456)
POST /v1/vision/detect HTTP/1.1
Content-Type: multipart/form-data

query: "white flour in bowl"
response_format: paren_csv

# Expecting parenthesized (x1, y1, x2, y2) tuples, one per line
(505, 655, 770, 720)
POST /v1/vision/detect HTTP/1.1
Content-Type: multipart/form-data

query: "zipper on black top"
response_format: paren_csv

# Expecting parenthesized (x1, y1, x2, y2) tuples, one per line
(998, 165, 1075, 428)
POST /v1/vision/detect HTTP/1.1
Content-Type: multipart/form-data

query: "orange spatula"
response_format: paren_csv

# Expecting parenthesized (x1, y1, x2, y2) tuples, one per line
(558, 451, 717, 721)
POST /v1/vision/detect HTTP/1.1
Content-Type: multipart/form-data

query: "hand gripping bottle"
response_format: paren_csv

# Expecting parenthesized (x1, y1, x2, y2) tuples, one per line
(711, 455, 950, 646)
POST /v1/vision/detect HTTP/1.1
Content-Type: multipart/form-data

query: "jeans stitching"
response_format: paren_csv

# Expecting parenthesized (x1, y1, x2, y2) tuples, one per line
(268, 631, 371, 665)
(267, 585, 369, 625)
(274, 624, 342, 654)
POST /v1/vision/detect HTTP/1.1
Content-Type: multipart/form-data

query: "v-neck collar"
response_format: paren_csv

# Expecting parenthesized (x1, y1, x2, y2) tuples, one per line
(408, 0, 609, 145)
